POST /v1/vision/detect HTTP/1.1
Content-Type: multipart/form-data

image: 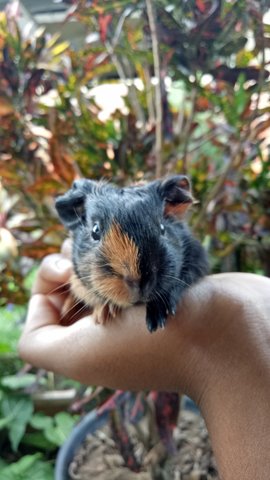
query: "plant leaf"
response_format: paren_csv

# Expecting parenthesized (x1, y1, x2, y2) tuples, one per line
(30, 412, 54, 431)
(44, 412, 77, 446)
(0, 394, 33, 451)
(22, 431, 56, 451)
(51, 41, 70, 56)
(0, 453, 53, 480)
(1, 374, 40, 390)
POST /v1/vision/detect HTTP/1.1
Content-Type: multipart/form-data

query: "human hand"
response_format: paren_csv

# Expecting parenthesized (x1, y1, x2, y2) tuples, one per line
(18, 242, 270, 398)
(18, 239, 213, 395)
(18, 239, 199, 393)
(18, 246, 270, 479)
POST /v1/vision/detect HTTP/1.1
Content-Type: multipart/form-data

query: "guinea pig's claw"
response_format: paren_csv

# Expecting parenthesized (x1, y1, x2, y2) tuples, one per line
(157, 316, 166, 329)
(109, 303, 120, 319)
(146, 320, 157, 333)
(93, 306, 106, 325)
(146, 302, 168, 332)
(146, 313, 167, 333)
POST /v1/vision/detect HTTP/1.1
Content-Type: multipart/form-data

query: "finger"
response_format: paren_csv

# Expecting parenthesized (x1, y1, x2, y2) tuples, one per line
(18, 293, 70, 364)
(22, 294, 61, 335)
(32, 254, 72, 295)
(61, 238, 72, 259)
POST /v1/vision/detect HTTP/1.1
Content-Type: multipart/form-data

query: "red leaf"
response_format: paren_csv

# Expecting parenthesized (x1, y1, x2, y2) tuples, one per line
(49, 136, 77, 184)
(98, 14, 112, 43)
(196, 0, 207, 13)
(27, 176, 66, 196)
(20, 242, 59, 259)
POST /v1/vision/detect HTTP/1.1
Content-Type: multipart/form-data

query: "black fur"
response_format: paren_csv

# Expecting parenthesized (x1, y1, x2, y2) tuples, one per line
(55, 176, 209, 332)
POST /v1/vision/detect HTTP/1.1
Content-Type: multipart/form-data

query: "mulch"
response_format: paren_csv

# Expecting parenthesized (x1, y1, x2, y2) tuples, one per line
(68, 403, 219, 480)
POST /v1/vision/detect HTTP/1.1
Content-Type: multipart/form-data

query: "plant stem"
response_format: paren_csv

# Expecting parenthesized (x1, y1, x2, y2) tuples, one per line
(143, 63, 155, 126)
(194, 15, 266, 232)
(181, 86, 197, 173)
(105, 40, 145, 128)
(146, 0, 163, 178)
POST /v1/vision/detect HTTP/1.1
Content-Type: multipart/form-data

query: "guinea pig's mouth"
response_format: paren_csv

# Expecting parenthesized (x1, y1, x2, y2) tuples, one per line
(90, 272, 142, 308)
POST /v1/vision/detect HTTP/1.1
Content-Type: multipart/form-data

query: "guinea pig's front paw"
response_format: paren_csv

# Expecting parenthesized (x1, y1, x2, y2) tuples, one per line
(93, 303, 120, 325)
(146, 302, 167, 333)
(93, 305, 106, 325)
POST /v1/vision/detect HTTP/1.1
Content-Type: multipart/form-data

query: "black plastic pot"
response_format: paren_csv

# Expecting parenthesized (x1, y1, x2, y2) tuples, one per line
(55, 392, 198, 479)
(55, 407, 109, 480)
(55, 391, 131, 480)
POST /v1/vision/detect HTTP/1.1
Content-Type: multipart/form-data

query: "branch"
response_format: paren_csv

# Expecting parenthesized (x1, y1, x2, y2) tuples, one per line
(143, 62, 155, 126)
(193, 135, 248, 232)
(180, 86, 197, 173)
(146, 0, 163, 178)
(194, 15, 266, 232)
(193, 157, 233, 231)
(105, 40, 146, 128)
(93, 12, 146, 130)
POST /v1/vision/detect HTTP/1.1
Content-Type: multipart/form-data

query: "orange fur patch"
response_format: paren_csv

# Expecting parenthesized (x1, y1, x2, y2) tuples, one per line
(69, 223, 140, 309)
(164, 202, 192, 218)
(92, 275, 134, 307)
(101, 222, 140, 280)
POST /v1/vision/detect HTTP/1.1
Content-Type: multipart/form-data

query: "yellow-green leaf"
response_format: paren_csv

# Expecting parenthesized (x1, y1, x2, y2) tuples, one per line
(51, 41, 70, 56)
(46, 33, 61, 49)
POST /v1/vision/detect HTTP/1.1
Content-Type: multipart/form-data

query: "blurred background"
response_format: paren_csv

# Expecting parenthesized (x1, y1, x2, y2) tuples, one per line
(0, 0, 269, 478)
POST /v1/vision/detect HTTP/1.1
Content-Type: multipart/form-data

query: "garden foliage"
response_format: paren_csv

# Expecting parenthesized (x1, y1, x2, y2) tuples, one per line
(0, 0, 270, 475)
(0, 0, 269, 301)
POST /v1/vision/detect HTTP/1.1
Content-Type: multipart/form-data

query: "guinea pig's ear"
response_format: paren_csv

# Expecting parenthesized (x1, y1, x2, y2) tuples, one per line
(158, 175, 193, 219)
(55, 179, 94, 230)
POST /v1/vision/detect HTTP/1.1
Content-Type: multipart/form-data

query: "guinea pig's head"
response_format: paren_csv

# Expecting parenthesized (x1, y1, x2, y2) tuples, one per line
(55, 176, 193, 308)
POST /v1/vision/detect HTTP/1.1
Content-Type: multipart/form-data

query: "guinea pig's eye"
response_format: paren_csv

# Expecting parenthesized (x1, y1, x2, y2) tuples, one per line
(92, 223, 101, 241)
(160, 223, 165, 235)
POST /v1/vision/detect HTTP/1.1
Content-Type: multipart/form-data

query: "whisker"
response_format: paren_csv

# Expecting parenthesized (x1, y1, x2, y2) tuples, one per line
(48, 281, 72, 296)
(60, 293, 92, 322)
(161, 273, 191, 289)
(150, 289, 168, 311)
(61, 302, 90, 324)
(74, 207, 85, 229)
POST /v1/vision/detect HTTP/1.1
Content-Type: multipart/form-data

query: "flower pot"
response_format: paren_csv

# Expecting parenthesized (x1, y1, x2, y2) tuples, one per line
(55, 392, 132, 480)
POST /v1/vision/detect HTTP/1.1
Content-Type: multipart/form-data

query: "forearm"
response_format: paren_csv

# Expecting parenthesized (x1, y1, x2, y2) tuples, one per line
(198, 277, 270, 480)
(202, 362, 270, 480)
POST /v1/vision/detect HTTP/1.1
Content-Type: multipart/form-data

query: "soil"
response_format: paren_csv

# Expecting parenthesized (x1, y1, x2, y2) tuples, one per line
(68, 402, 219, 480)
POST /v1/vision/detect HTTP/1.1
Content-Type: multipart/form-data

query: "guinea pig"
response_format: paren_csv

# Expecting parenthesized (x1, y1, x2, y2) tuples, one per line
(55, 175, 209, 332)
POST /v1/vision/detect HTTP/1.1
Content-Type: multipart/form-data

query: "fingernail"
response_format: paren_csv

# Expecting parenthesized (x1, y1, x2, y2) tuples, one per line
(55, 258, 72, 272)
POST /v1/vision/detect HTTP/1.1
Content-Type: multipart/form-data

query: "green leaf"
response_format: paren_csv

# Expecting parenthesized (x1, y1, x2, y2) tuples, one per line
(0, 458, 7, 469)
(55, 411, 77, 435)
(44, 412, 77, 447)
(0, 394, 33, 451)
(30, 412, 54, 431)
(23, 266, 39, 291)
(218, 37, 247, 57)
(234, 73, 249, 116)
(1, 374, 41, 390)
(0, 454, 53, 480)
(0, 306, 25, 355)
(0, 412, 13, 429)
(22, 431, 57, 451)
(0, 454, 41, 480)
